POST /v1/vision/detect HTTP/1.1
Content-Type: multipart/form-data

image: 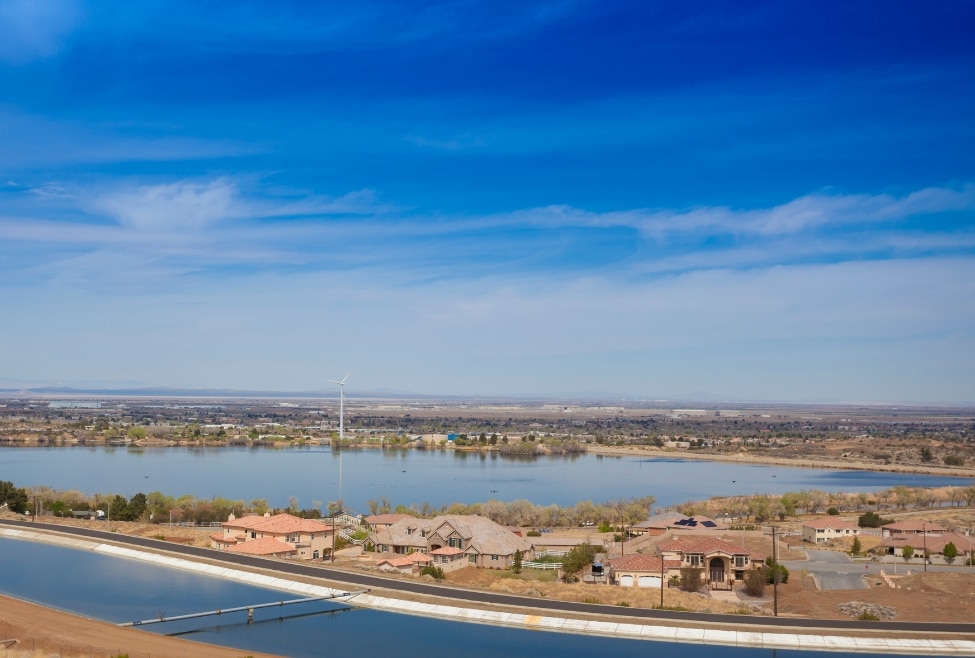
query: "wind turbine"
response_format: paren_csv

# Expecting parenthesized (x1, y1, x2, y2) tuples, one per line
(328, 371, 351, 506)
(328, 371, 351, 439)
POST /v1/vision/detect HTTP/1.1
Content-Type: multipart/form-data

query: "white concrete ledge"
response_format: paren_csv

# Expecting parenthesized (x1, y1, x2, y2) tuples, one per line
(2, 528, 973, 655)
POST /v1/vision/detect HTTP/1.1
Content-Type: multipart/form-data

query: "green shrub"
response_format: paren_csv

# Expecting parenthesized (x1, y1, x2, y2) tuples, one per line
(679, 567, 703, 592)
(526, 529, 542, 537)
(857, 611, 880, 621)
(743, 567, 766, 596)
(616, 601, 631, 607)
(421, 566, 445, 581)
(764, 557, 789, 584)
(827, 507, 840, 515)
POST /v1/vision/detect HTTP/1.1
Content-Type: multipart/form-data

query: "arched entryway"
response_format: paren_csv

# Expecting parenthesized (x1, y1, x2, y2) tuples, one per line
(708, 557, 725, 584)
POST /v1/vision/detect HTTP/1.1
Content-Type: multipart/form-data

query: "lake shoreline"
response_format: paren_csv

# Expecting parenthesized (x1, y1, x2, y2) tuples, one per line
(584, 444, 975, 479)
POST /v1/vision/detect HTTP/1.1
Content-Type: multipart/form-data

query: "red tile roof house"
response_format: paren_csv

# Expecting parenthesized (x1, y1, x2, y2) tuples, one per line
(881, 520, 947, 539)
(659, 536, 764, 590)
(874, 523, 974, 561)
(608, 554, 682, 588)
(802, 517, 861, 544)
(210, 512, 336, 560)
(376, 552, 434, 575)
(366, 514, 534, 570)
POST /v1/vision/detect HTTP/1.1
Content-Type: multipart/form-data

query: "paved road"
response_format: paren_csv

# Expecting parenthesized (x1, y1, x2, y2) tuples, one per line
(4, 520, 975, 635)
(783, 550, 869, 590)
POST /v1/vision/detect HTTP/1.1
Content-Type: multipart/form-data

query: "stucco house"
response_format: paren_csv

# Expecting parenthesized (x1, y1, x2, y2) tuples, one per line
(210, 512, 336, 560)
(608, 554, 682, 588)
(366, 514, 533, 569)
(802, 517, 861, 544)
(881, 520, 946, 539)
(658, 536, 764, 589)
(363, 513, 415, 531)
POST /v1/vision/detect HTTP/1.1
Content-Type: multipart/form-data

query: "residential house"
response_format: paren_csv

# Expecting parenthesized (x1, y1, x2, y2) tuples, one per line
(210, 512, 336, 560)
(631, 513, 723, 536)
(881, 520, 947, 539)
(873, 521, 975, 557)
(608, 554, 682, 588)
(366, 514, 533, 569)
(802, 517, 861, 544)
(363, 513, 415, 531)
(658, 536, 764, 589)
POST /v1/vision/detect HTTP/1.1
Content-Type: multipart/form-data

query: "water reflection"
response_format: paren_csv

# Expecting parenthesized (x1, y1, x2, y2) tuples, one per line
(4, 445, 966, 512)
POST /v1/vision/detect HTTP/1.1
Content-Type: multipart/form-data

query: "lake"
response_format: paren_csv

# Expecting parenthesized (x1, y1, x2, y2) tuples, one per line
(2, 446, 968, 513)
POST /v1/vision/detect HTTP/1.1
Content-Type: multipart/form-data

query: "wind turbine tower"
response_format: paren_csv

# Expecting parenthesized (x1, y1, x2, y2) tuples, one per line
(329, 371, 351, 439)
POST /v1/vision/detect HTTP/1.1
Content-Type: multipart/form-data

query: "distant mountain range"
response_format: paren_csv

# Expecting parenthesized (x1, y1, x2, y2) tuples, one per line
(0, 385, 970, 408)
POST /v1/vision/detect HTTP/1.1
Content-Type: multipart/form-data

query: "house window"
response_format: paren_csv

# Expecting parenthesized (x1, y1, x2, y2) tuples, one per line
(449, 537, 463, 549)
(250, 531, 256, 539)
(468, 555, 477, 564)
(492, 554, 499, 561)
(734, 556, 745, 568)
(420, 530, 426, 538)
(688, 554, 700, 567)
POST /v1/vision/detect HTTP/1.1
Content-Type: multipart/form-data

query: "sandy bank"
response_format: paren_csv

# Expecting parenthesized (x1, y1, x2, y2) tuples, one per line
(0, 593, 282, 658)
(585, 445, 975, 479)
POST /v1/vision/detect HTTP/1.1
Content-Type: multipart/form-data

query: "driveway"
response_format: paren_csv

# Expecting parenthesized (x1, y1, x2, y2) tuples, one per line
(783, 549, 868, 590)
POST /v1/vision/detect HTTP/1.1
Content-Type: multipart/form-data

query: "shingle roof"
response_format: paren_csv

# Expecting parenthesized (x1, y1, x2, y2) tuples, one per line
(370, 514, 532, 556)
(365, 513, 415, 526)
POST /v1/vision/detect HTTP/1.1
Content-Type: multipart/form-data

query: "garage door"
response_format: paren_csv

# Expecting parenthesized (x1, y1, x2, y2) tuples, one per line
(619, 575, 634, 587)
(638, 576, 661, 588)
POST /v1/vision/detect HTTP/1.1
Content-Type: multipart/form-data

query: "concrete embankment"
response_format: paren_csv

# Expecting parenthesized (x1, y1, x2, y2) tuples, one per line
(2, 527, 973, 656)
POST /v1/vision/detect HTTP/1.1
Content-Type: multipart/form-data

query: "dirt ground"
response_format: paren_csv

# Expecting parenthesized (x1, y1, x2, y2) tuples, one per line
(778, 571, 975, 622)
(0, 594, 281, 658)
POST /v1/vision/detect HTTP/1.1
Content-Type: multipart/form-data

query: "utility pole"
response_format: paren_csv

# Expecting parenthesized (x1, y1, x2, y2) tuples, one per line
(923, 523, 927, 573)
(659, 551, 665, 608)
(772, 525, 779, 617)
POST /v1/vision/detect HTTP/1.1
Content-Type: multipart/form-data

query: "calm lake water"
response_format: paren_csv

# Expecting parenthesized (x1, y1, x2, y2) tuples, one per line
(0, 537, 954, 658)
(2, 446, 969, 512)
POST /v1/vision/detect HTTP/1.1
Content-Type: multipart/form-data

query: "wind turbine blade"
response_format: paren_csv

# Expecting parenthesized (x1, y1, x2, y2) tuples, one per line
(340, 371, 351, 384)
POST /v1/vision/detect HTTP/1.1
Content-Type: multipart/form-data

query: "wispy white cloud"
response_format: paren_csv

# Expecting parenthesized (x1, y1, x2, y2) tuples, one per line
(0, 0, 83, 63)
(2, 180, 973, 293)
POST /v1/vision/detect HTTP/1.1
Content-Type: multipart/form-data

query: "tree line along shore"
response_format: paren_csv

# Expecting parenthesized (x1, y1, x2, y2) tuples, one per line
(5, 477, 975, 531)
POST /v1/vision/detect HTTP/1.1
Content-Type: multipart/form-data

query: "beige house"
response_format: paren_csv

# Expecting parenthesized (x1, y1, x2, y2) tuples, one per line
(363, 513, 415, 531)
(608, 554, 682, 588)
(659, 536, 764, 589)
(366, 514, 533, 569)
(210, 512, 336, 560)
(802, 517, 860, 544)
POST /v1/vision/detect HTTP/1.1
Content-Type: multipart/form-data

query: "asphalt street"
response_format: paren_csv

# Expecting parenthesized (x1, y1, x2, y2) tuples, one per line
(4, 520, 975, 635)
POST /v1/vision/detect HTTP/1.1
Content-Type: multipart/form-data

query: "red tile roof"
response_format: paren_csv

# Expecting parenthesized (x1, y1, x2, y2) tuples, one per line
(224, 537, 296, 556)
(803, 517, 858, 530)
(660, 536, 764, 560)
(607, 554, 681, 572)
(224, 513, 334, 535)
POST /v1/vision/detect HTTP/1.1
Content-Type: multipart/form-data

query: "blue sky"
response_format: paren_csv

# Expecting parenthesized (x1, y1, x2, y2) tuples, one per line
(1, 0, 974, 402)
